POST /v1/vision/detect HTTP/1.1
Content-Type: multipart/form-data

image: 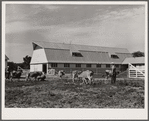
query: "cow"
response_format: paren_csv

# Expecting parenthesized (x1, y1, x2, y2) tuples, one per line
(72, 70, 94, 84)
(26, 71, 43, 81)
(105, 70, 112, 79)
(37, 72, 46, 81)
(58, 70, 65, 79)
(104, 70, 120, 79)
(72, 70, 82, 83)
(9, 69, 23, 81)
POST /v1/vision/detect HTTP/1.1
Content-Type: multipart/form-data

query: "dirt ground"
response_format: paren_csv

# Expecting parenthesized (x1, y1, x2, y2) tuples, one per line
(5, 77, 144, 108)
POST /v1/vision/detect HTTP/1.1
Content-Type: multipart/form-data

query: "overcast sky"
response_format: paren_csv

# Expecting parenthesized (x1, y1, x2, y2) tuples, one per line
(5, 3, 145, 63)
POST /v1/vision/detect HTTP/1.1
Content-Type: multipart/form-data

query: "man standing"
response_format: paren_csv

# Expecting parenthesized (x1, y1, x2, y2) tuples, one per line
(111, 62, 116, 84)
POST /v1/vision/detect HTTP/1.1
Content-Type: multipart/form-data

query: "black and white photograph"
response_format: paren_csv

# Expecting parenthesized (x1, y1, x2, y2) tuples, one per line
(2, 1, 148, 120)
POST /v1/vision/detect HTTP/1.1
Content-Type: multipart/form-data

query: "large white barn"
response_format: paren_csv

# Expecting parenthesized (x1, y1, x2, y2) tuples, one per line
(30, 41, 132, 76)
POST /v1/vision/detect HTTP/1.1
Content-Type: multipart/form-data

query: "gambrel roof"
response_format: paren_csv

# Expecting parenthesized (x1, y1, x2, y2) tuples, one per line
(122, 57, 145, 64)
(31, 41, 132, 64)
(33, 41, 130, 53)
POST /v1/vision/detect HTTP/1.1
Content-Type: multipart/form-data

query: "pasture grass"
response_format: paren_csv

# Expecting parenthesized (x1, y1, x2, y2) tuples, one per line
(5, 78, 144, 108)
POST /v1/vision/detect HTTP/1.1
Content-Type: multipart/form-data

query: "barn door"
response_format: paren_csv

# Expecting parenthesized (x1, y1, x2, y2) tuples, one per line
(43, 64, 47, 73)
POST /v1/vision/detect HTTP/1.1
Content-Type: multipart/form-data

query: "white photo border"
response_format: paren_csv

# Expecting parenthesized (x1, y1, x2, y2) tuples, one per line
(2, 1, 148, 120)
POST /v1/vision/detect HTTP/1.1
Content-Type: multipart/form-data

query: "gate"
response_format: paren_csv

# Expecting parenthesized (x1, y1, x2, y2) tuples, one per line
(128, 63, 145, 78)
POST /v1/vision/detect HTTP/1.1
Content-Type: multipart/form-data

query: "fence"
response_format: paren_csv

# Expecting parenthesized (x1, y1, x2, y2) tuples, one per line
(128, 63, 145, 78)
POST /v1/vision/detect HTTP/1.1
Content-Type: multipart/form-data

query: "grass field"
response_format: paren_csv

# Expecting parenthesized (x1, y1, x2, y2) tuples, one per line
(5, 76, 144, 108)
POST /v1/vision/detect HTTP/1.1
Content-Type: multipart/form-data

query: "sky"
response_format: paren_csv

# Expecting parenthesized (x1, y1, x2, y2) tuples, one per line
(5, 3, 146, 63)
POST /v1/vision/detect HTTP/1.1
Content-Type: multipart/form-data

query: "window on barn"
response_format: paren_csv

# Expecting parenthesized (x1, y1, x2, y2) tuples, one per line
(97, 64, 101, 68)
(111, 54, 119, 59)
(51, 63, 57, 68)
(109, 53, 119, 59)
(72, 52, 83, 57)
(76, 64, 81, 68)
(106, 64, 110, 68)
(64, 63, 70, 67)
(86, 64, 91, 68)
(70, 48, 83, 57)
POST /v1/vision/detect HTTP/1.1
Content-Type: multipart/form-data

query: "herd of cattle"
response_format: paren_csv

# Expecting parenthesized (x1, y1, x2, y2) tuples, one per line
(5, 68, 119, 84)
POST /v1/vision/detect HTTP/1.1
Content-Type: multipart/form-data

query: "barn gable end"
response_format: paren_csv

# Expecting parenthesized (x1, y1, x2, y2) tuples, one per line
(32, 42, 42, 50)
(30, 49, 48, 64)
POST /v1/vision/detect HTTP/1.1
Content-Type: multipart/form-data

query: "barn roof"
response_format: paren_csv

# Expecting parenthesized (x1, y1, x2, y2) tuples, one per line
(33, 41, 130, 53)
(31, 41, 132, 64)
(122, 57, 145, 64)
(44, 48, 132, 64)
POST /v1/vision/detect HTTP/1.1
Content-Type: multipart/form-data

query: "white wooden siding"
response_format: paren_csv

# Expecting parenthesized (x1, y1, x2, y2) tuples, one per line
(129, 63, 145, 78)
(30, 49, 48, 64)
(30, 64, 42, 72)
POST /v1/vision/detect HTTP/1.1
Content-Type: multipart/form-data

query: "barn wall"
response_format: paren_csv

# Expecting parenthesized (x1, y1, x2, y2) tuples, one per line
(30, 49, 48, 64)
(30, 64, 42, 72)
(46, 63, 121, 77)
(101, 64, 106, 68)
(81, 64, 86, 68)
(70, 64, 75, 68)
(58, 64, 63, 68)
(92, 64, 96, 68)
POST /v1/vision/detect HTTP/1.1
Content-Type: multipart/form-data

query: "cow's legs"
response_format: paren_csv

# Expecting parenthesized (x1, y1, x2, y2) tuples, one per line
(87, 76, 93, 84)
(80, 78, 87, 85)
(72, 74, 75, 83)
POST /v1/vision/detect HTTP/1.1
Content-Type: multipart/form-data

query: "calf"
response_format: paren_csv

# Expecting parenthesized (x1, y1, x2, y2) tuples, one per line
(58, 70, 65, 79)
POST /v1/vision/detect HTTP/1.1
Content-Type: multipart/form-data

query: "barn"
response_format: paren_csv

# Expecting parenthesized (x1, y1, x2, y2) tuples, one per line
(30, 41, 132, 76)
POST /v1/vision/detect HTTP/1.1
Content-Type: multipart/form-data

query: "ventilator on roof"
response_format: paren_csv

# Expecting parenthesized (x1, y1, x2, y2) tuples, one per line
(109, 52, 119, 59)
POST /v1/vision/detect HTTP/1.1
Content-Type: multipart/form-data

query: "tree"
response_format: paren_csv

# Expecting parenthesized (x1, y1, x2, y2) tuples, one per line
(23, 55, 31, 69)
(8, 62, 17, 71)
(132, 51, 144, 57)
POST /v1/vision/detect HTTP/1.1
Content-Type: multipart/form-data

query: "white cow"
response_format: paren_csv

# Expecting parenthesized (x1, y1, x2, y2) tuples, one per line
(72, 70, 82, 83)
(58, 70, 65, 79)
(72, 70, 94, 84)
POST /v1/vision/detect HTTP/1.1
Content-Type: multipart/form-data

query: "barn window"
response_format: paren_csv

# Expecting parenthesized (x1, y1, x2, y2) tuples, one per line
(109, 53, 119, 59)
(72, 52, 83, 57)
(97, 64, 101, 68)
(64, 63, 70, 67)
(86, 64, 91, 68)
(111, 54, 119, 59)
(70, 48, 83, 57)
(76, 64, 81, 68)
(106, 64, 110, 68)
(51, 63, 57, 67)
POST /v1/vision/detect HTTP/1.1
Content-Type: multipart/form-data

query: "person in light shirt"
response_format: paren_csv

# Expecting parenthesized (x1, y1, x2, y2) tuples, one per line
(111, 62, 116, 84)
